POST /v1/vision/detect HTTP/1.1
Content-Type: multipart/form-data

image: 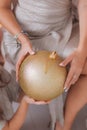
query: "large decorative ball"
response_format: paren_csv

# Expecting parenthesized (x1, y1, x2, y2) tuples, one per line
(19, 50, 67, 101)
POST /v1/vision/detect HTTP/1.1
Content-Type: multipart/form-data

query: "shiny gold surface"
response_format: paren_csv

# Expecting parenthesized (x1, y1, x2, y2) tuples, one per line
(19, 50, 67, 101)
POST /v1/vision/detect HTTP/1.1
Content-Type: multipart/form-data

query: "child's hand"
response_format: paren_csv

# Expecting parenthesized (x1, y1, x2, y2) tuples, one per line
(16, 36, 35, 81)
(60, 49, 86, 92)
(23, 95, 50, 105)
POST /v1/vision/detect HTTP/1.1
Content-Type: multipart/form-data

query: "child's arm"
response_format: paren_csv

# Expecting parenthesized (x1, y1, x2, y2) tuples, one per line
(2, 95, 49, 130)
(0, 0, 33, 49)
(3, 96, 29, 130)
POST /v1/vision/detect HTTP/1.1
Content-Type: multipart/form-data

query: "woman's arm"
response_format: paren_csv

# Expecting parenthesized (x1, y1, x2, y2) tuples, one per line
(0, 0, 34, 80)
(77, 0, 87, 53)
(0, 0, 25, 43)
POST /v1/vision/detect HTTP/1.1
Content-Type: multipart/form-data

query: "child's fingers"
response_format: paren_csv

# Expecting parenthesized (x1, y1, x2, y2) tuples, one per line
(23, 96, 50, 105)
(34, 100, 50, 105)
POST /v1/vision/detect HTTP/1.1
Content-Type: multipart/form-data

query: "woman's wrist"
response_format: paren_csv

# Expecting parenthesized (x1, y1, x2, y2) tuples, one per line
(19, 34, 29, 44)
(14, 31, 29, 45)
(77, 45, 87, 57)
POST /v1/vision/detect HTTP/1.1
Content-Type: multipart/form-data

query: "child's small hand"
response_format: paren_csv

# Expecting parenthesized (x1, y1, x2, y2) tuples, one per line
(23, 95, 50, 105)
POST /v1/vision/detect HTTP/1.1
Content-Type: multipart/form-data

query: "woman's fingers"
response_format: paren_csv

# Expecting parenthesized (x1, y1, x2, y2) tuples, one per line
(61, 50, 86, 92)
(27, 42, 35, 55)
(64, 64, 82, 92)
(21, 38, 35, 55)
(59, 53, 74, 67)
(71, 74, 79, 85)
(64, 67, 74, 91)
(28, 49, 35, 55)
(16, 44, 35, 81)
(59, 54, 75, 91)
(16, 52, 28, 81)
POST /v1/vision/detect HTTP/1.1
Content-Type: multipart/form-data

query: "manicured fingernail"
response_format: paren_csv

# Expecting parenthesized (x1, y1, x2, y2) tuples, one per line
(64, 86, 67, 90)
(59, 63, 64, 66)
(31, 51, 35, 55)
(65, 88, 69, 92)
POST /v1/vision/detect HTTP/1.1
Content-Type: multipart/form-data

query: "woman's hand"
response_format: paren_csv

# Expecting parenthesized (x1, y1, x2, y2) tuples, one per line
(16, 35, 35, 81)
(23, 95, 50, 105)
(60, 49, 87, 92)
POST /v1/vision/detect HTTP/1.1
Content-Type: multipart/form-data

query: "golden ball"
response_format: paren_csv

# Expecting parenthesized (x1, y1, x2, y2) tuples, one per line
(19, 50, 67, 101)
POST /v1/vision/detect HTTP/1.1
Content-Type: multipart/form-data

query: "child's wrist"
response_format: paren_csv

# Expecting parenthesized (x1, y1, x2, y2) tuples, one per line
(22, 96, 30, 104)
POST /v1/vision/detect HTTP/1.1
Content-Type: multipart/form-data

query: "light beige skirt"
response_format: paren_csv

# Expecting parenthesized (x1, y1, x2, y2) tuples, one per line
(1, 23, 79, 129)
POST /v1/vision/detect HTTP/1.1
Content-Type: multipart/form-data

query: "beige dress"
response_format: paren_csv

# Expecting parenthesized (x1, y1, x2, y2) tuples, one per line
(0, 120, 6, 130)
(1, 0, 79, 129)
(0, 65, 19, 122)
